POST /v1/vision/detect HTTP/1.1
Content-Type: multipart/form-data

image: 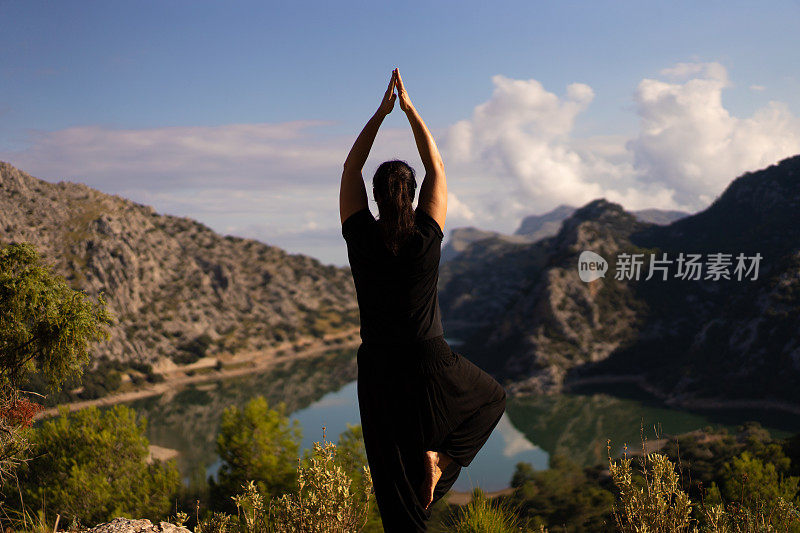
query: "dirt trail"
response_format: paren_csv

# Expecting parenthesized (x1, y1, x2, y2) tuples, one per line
(35, 327, 361, 420)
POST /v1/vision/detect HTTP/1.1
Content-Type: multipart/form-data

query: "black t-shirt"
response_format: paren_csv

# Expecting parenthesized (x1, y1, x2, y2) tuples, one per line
(342, 207, 445, 344)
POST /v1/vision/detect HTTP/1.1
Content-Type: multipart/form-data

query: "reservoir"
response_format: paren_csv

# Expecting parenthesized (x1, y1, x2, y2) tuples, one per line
(123, 345, 800, 493)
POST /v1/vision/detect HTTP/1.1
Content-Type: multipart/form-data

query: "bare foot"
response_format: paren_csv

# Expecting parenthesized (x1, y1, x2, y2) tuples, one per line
(420, 450, 454, 510)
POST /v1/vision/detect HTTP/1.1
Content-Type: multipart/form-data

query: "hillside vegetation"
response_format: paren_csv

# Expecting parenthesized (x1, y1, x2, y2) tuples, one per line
(0, 162, 358, 372)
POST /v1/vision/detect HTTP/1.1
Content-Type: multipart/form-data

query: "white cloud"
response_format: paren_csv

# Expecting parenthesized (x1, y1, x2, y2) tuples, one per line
(628, 62, 800, 206)
(659, 61, 728, 83)
(1, 122, 424, 265)
(440, 63, 800, 222)
(439, 74, 679, 221)
(494, 414, 540, 458)
(446, 192, 475, 221)
(7, 121, 343, 189)
(3, 62, 799, 264)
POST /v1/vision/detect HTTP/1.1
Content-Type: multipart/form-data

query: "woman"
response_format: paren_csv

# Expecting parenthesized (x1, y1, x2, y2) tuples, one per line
(339, 68, 507, 532)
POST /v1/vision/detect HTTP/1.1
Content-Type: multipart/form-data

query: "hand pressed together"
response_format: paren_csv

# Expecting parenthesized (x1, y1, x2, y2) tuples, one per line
(377, 68, 413, 117)
(377, 70, 397, 117)
(394, 68, 413, 113)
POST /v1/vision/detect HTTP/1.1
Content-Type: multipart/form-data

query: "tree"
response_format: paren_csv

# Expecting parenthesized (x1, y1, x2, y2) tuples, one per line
(0, 242, 113, 392)
(718, 451, 799, 514)
(210, 396, 302, 513)
(0, 242, 113, 485)
(511, 455, 614, 531)
(9, 404, 181, 527)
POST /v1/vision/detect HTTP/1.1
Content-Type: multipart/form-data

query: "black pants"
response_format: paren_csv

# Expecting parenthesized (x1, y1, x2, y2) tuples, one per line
(357, 335, 507, 532)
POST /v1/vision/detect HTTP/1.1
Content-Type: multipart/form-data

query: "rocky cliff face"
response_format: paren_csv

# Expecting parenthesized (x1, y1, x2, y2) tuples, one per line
(0, 162, 357, 367)
(440, 200, 650, 392)
(439, 155, 800, 405)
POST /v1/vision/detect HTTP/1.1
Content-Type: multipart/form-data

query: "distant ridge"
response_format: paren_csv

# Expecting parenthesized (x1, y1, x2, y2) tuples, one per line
(442, 205, 689, 263)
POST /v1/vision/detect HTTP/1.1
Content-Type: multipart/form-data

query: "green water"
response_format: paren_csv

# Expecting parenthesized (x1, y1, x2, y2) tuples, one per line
(80, 347, 800, 491)
(506, 382, 799, 469)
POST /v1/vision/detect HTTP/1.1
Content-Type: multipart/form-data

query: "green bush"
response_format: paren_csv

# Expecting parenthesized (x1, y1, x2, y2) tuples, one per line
(146, 371, 166, 383)
(197, 433, 373, 533)
(609, 451, 695, 532)
(175, 334, 214, 364)
(609, 437, 800, 532)
(509, 455, 614, 531)
(209, 396, 301, 513)
(9, 404, 181, 526)
(268, 438, 373, 532)
(446, 488, 521, 533)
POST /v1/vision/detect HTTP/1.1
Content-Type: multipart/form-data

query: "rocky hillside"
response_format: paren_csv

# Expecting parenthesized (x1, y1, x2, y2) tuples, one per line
(0, 162, 358, 368)
(439, 155, 800, 406)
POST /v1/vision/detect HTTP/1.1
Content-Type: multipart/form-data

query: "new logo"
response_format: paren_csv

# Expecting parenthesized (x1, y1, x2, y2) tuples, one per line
(578, 251, 608, 282)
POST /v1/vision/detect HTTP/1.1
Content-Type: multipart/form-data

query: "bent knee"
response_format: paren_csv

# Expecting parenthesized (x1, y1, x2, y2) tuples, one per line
(493, 383, 507, 406)
(492, 386, 507, 415)
(480, 385, 506, 420)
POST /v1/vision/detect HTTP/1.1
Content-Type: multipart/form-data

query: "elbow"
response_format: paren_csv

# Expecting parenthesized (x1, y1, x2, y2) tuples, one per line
(343, 160, 362, 175)
(433, 155, 445, 173)
(425, 159, 445, 176)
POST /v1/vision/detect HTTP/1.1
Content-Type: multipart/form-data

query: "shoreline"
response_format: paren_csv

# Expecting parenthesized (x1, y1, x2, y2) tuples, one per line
(34, 327, 362, 420)
(42, 349, 800, 425)
(564, 374, 800, 416)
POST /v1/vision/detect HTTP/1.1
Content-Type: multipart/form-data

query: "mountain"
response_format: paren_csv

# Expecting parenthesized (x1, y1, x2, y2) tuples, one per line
(513, 205, 689, 240)
(439, 155, 800, 407)
(513, 204, 578, 240)
(441, 227, 532, 262)
(0, 161, 358, 368)
(631, 208, 690, 226)
(442, 205, 689, 264)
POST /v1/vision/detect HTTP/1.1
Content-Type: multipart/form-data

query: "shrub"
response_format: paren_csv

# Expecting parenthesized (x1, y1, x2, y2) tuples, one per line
(609, 432, 800, 532)
(718, 451, 799, 514)
(197, 434, 373, 533)
(509, 455, 614, 530)
(268, 436, 373, 532)
(8, 404, 181, 525)
(446, 488, 521, 533)
(146, 371, 166, 383)
(210, 396, 301, 513)
(609, 451, 695, 532)
(175, 334, 214, 364)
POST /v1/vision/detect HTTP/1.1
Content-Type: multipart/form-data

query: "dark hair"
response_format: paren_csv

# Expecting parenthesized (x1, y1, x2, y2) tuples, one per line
(372, 159, 418, 255)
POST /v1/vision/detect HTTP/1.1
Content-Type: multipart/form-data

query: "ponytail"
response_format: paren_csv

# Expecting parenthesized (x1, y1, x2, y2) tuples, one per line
(372, 160, 418, 255)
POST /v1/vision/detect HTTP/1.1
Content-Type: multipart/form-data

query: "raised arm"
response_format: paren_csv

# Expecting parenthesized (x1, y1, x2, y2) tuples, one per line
(339, 72, 397, 224)
(395, 68, 447, 233)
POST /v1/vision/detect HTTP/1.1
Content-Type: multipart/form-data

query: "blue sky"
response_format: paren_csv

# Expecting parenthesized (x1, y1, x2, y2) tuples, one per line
(2, 1, 799, 265)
